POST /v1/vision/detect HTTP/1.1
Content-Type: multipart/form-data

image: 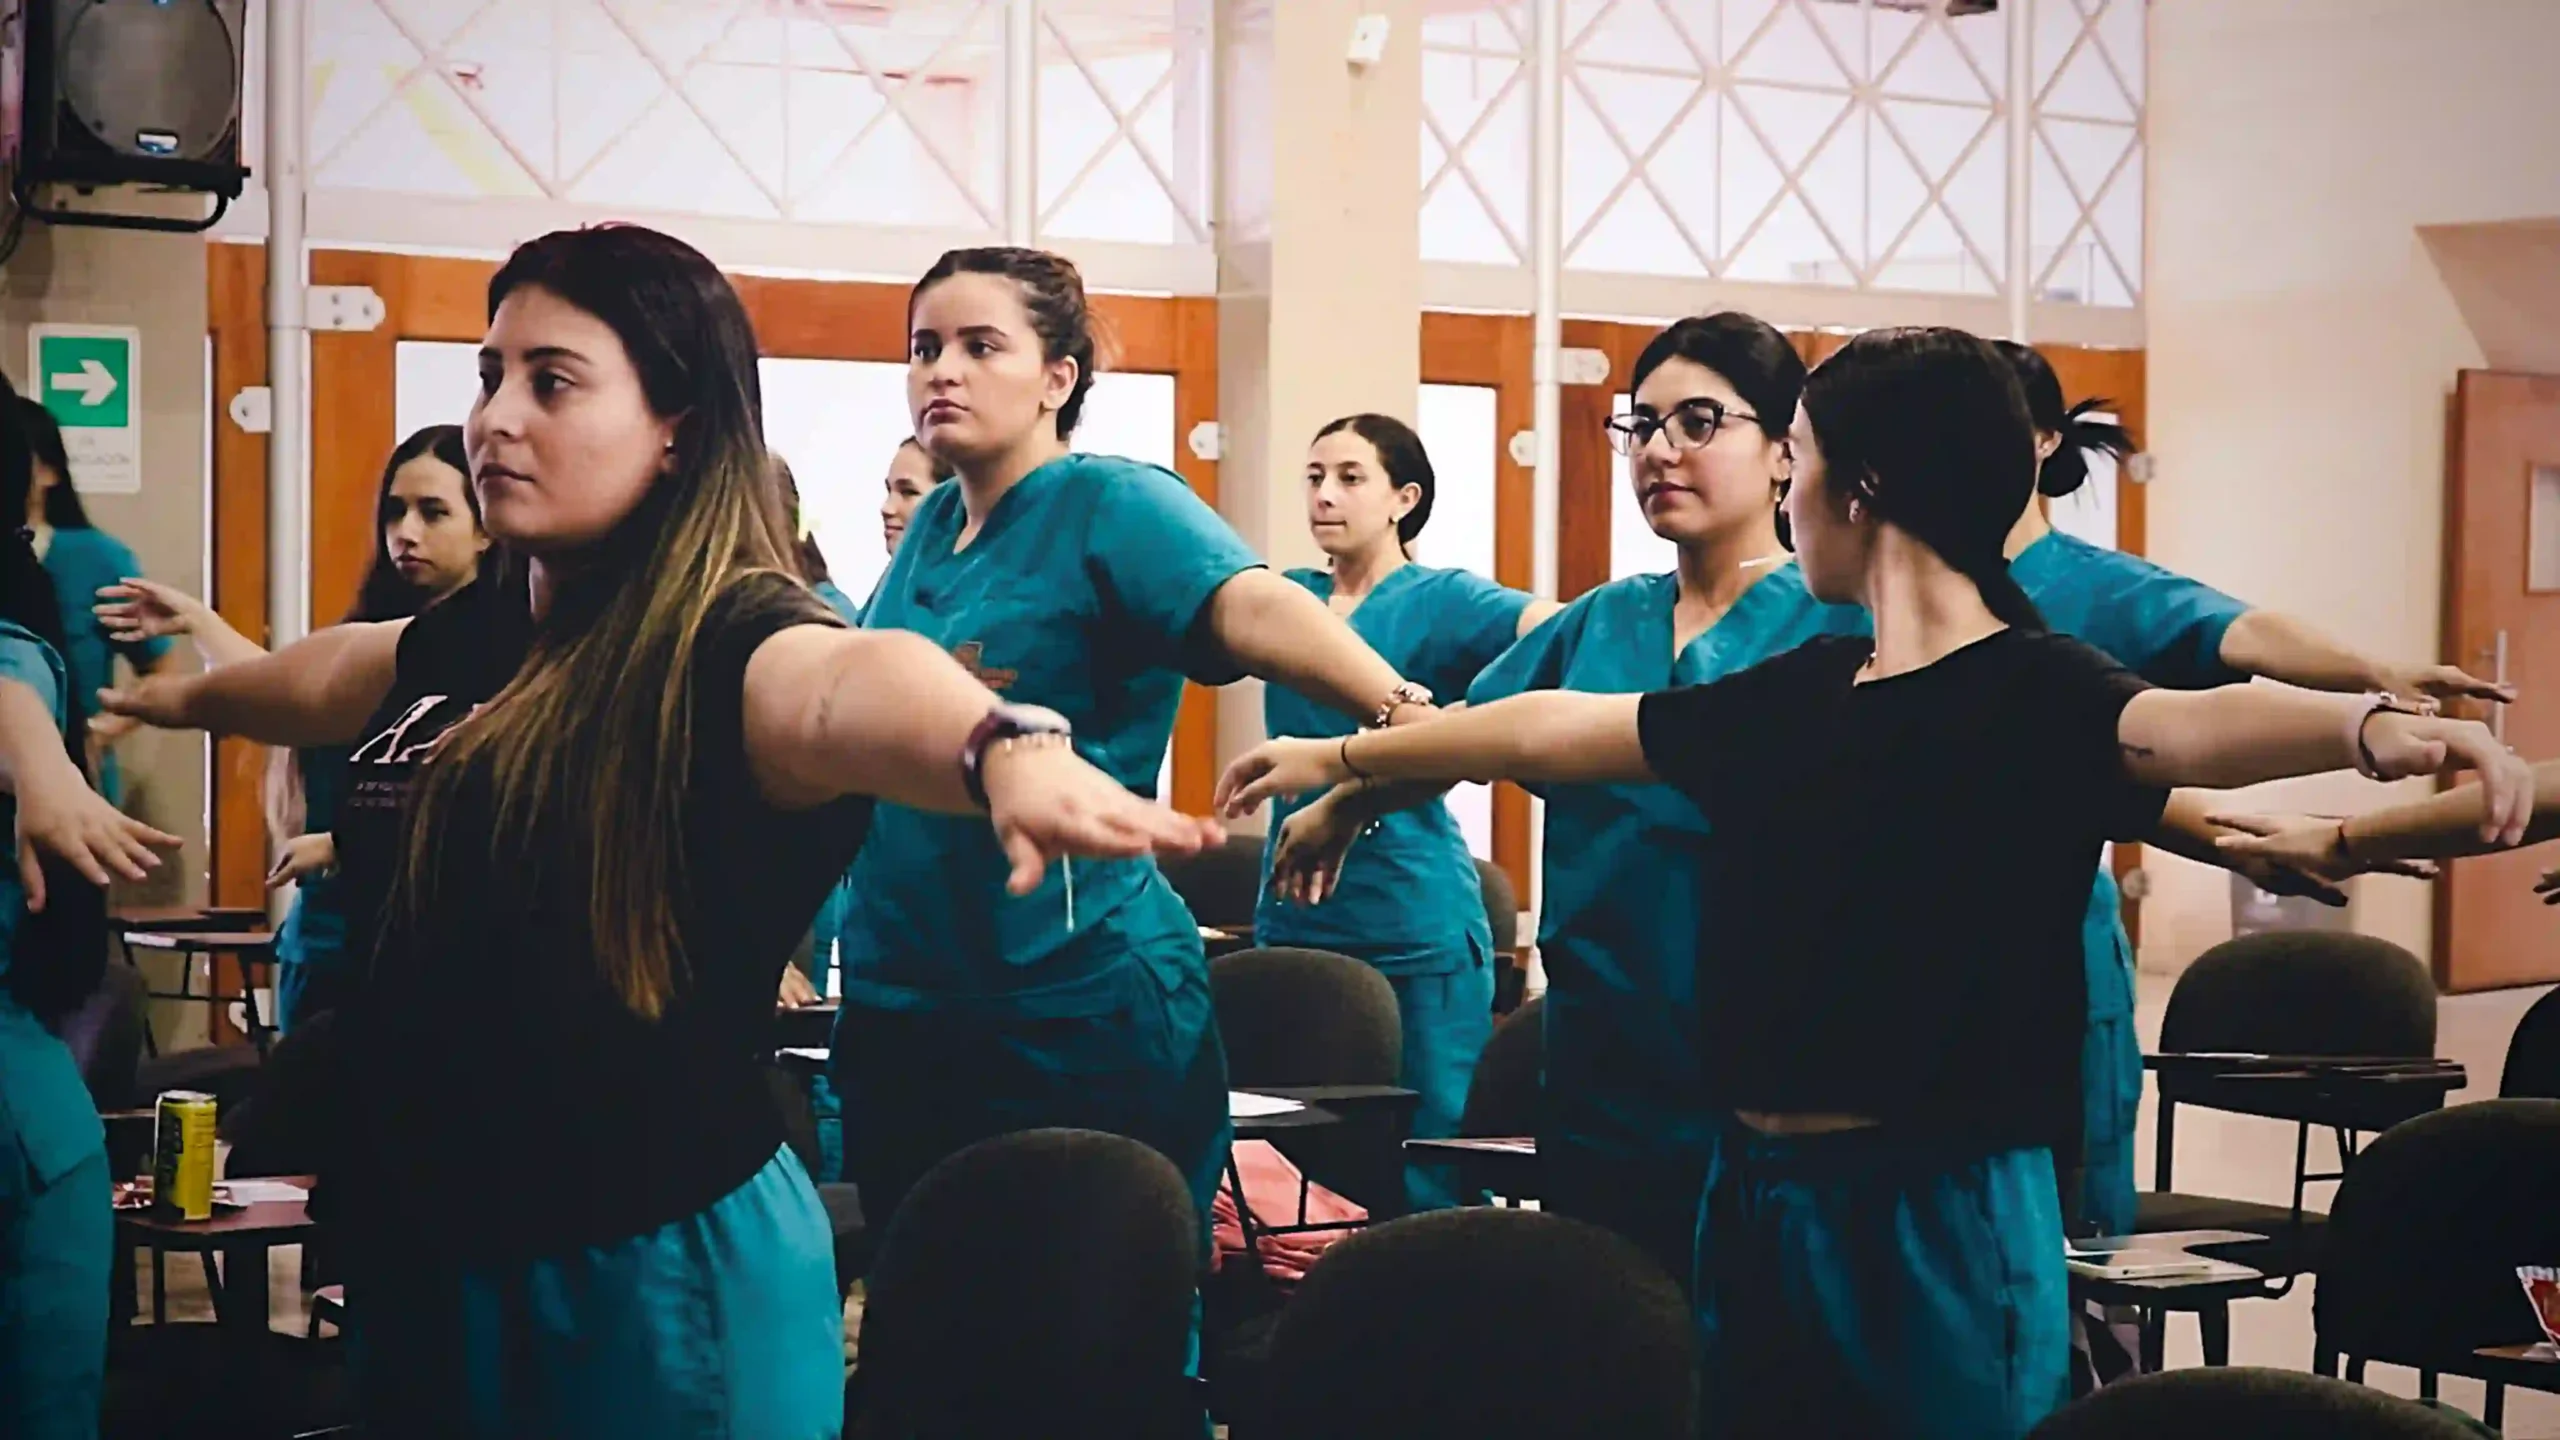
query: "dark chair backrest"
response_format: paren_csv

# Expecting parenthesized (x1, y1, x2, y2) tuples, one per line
(1473, 858, 1518, 955)
(1158, 831, 1266, 932)
(2026, 1366, 2489, 1439)
(852, 1128, 1202, 1440)
(1459, 994, 1543, 1137)
(57, 961, 148, 1113)
(1210, 947, 1401, 1089)
(2314, 1098, 2560, 1368)
(2161, 930, 2437, 1058)
(1251, 1207, 1693, 1440)
(2500, 986, 2560, 1100)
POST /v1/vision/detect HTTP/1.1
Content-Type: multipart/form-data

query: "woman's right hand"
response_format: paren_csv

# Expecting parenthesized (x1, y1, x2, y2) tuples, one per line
(981, 739, 1225, 896)
(1269, 791, 1366, 907)
(95, 673, 196, 732)
(95, 578, 213, 646)
(266, 832, 337, 889)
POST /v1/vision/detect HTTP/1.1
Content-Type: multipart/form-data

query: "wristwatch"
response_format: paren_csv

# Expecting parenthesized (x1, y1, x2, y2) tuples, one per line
(1367, 681, 1434, 730)
(960, 702, 1074, 809)
(2348, 692, 2437, 780)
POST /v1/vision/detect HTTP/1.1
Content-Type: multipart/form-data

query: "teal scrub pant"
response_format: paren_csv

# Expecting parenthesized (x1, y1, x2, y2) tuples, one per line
(1384, 957, 1495, 1212)
(0, 1144, 109, 1440)
(830, 958, 1233, 1248)
(347, 1147, 843, 1440)
(1538, 996, 1716, 1295)
(2075, 926, 2142, 1237)
(1695, 1125, 2071, 1440)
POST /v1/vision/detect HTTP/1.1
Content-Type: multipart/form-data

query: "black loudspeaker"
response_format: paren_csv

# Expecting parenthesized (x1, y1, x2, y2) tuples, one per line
(12, 0, 250, 233)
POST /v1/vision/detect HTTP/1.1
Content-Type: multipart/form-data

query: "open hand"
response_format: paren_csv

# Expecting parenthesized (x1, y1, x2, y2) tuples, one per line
(2208, 812, 2439, 895)
(14, 766, 180, 911)
(1215, 739, 1351, 820)
(95, 578, 213, 647)
(983, 739, 1224, 896)
(2359, 713, 2535, 845)
(2374, 663, 2516, 711)
(1269, 790, 1367, 907)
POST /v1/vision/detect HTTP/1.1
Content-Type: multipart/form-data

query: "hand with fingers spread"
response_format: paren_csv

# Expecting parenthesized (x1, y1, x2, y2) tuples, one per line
(2357, 711, 2537, 845)
(13, 764, 181, 912)
(1215, 738, 1351, 820)
(2372, 662, 2516, 711)
(2208, 812, 2441, 892)
(94, 578, 216, 647)
(266, 831, 337, 889)
(1269, 788, 1368, 907)
(982, 739, 1224, 896)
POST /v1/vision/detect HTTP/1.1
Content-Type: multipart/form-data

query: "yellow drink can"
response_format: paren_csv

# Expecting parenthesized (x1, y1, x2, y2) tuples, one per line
(152, 1091, 218, 1221)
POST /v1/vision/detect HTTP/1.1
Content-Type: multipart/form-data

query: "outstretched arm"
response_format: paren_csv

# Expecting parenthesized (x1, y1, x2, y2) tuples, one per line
(96, 579, 268, 670)
(2210, 759, 2559, 883)
(743, 625, 1222, 894)
(2116, 686, 2533, 843)
(2219, 610, 2511, 705)
(97, 621, 406, 748)
(1205, 571, 1432, 727)
(0, 678, 180, 908)
(1218, 691, 1650, 817)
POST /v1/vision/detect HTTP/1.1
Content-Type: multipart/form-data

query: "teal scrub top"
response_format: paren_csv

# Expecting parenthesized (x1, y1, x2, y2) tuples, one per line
(1467, 566, 1865, 1153)
(1257, 565, 1532, 973)
(806, 580, 864, 991)
(42, 527, 169, 805)
(275, 745, 353, 969)
(0, 621, 106, 1187)
(2009, 530, 2250, 1020)
(838, 454, 1261, 1015)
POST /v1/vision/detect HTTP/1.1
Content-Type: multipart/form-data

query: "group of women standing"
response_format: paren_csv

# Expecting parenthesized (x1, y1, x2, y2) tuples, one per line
(0, 215, 2546, 1440)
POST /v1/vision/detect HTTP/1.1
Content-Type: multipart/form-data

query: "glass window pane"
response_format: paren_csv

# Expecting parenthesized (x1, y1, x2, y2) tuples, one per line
(1422, 4, 1530, 265)
(1606, 390, 1675, 582)
(1039, 0, 1210, 246)
(759, 359, 918, 611)
(1414, 384, 1503, 860)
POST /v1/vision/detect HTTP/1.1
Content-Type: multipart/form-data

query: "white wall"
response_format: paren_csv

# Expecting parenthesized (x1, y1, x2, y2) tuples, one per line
(2141, 0, 2560, 972)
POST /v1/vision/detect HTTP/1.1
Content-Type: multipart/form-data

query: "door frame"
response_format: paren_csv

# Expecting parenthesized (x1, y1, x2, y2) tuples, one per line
(1419, 311, 1537, 903)
(207, 245, 1222, 907)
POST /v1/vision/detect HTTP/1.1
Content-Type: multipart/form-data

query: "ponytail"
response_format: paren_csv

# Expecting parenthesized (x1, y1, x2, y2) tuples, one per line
(2037, 397, 2134, 499)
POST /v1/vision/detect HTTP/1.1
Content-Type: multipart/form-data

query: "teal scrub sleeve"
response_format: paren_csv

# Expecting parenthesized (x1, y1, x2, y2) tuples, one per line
(1434, 571, 1538, 692)
(1083, 461, 1264, 684)
(94, 536, 172, 670)
(0, 624, 65, 718)
(812, 580, 863, 628)
(2085, 550, 2249, 689)
(1461, 595, 1593, 802)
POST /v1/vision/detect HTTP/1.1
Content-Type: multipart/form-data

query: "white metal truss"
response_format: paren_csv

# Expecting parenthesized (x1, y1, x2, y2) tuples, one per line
(1421, 4, 1533, 264)
(1034, 6, 1210, 243)
(2027, 0, 2143, 305)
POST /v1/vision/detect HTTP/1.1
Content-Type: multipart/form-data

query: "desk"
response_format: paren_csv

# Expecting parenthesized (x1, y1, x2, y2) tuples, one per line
(116, 1178, 316, 1334)
(124, 928, 279, 1052)
(1405, 1136, 1540, 1203)
(2067, 1227, 2271, 1369)
(773, 999, 838, 1053)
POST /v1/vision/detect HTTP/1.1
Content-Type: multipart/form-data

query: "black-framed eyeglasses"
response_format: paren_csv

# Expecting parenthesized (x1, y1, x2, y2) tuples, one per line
(1604, 398, 1760, 458)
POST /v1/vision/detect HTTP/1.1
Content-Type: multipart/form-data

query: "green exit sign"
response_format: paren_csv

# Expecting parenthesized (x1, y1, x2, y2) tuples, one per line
(26, 325, 143, 494)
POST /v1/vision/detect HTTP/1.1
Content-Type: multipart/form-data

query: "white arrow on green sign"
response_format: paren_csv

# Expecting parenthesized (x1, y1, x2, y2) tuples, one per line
(26, 325, 142, 494)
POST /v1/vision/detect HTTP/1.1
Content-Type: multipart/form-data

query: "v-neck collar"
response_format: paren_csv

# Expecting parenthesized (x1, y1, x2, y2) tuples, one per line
(939, 453, 1071, 559)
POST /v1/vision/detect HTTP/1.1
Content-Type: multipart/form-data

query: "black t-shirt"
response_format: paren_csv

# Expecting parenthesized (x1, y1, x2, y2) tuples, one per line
(329, 572, 871, 1261)
(1634, 629, 2166, 1155)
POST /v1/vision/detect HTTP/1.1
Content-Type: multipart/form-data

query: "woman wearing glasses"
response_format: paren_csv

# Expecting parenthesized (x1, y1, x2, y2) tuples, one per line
(1277, 313, 1861, 1283)
(1249, 414, 1558, 1210)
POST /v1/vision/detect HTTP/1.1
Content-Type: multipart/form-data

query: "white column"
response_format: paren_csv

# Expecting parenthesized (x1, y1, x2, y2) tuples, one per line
(266, 0, 309, 648)
(1529, 0, 1563, 596)
(2005, 0, 2034, 339)
(1006, 0, 1039, 244)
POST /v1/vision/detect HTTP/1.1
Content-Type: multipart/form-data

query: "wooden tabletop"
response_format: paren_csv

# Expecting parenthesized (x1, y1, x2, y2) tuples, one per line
(120, 929, 276, 951)
(114, 1177, 316, 1249)
(113, 905, 268, 928)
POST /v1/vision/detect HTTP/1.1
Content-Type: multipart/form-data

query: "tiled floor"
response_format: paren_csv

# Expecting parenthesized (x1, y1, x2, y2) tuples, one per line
(133, 970, 2558, 1434)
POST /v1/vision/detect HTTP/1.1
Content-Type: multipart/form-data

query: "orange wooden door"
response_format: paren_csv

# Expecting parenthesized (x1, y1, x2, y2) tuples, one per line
(2438, 370, 2560, 991)
(1419, 312, 1537, 902)
(208, 248, 1222, 907)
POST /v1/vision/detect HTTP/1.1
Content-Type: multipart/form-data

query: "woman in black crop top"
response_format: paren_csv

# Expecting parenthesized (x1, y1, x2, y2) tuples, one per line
(100, 226, 1220, 1440)
(1216, 328, 2534, 1440)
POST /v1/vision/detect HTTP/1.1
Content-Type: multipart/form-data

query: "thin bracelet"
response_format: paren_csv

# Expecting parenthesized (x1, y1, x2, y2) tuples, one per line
(1339, 733, 1370, 781)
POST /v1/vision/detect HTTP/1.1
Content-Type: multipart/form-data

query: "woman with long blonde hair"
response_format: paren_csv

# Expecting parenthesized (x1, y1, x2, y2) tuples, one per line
(102, 225, 1215, 1439)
